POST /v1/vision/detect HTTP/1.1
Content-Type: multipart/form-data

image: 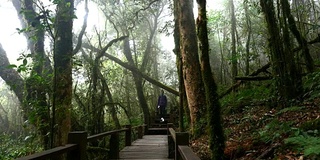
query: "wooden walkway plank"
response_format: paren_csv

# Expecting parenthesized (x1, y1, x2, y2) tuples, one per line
(118, 135, 173, 160)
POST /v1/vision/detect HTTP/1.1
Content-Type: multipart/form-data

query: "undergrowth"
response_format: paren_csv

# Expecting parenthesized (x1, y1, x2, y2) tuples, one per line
(215, 77, 320, 159)
(0, 133, 42, 160)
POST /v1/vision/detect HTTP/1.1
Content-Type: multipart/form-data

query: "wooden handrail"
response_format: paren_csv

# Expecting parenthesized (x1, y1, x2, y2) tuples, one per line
(169, 127, 176, 141)
(15, 124, 146, 160)
(178, 146, 201, 160)
(87, 128, 128, 141)
(15, 144, 78, 160)
(131, 123, 147, 129)
(167, 123, 200, 160)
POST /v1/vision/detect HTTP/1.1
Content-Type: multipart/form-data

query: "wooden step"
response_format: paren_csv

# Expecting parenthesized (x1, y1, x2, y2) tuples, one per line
(151, 123, 168, 128)
(147, 127, 167, 135)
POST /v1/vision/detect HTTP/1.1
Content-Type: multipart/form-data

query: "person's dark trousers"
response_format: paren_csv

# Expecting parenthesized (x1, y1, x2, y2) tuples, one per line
(160, 105, 165, 118)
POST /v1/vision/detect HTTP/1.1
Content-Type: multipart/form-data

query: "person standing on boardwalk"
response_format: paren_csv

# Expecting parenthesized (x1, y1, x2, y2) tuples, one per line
(157, 90, 167, 122)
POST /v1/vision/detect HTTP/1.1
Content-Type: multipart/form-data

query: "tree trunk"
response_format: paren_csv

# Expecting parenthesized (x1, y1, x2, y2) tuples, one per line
(260, 0, 302, 103)
(244, 1, 251, 76)
(281, 0, 314, 73)
(123, 37, 150, 126)
(52, 0, 74, 147)
(173, 0, 187, 131)
(196, 0, 225, 159)
(230, 0, 238, 82)
(22, 0, 51, 149)
(12, 0, 53, 148)
(98, 70, 121, 129)
(178, 0, 206, 135)
(0, 44, 24, 106)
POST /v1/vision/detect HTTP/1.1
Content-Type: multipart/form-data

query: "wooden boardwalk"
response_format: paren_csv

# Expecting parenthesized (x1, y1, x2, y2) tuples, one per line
(118, 135, 172, 160)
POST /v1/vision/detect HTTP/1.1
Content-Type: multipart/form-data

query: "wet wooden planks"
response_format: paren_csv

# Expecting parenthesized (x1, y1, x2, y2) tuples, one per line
(118, 135, 172, 160)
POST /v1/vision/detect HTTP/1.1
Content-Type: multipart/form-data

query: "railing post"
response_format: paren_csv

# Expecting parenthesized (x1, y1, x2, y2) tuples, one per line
(109, 132, 119, 159)
(175, 132, 189, 160)
(67, 131, 87, 160)
(167, 123, 174, 158)
(138, 125, 143, 139)
(144, 124, 148, 135)
(125, 125, 132, 146)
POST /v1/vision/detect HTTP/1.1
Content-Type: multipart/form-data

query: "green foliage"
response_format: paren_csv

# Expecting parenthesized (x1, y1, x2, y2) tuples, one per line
(303, 71, 320, 100)
(221, 83, 274, 114)
(0, 133, 42, 159)
(275, 106, 305, 115)
(11, 53, 33, 74)
(258, 119, 294, 144)
(285, 132, 320, 157)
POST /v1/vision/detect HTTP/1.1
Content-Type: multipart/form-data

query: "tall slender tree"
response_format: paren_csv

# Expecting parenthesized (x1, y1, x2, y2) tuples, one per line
(230, 0, 238, 82)
(196, 0, 225, 159)
(52, 0, 74, 147)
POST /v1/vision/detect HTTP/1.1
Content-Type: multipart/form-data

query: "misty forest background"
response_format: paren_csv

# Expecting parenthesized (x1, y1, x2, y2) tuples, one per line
(1, 0, 320, 159)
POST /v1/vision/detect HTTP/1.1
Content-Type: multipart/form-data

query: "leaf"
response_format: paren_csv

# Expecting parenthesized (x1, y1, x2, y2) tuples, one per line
(7, 64, 17, 69)
(24, 136, 31, 141)
(23, 59, 28, 65)
(66, 2, 71, 8)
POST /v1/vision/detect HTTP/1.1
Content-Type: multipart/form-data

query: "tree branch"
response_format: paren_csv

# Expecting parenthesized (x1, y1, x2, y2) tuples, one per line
(82, 43, 179, 96)
(73, 0, 89, 55)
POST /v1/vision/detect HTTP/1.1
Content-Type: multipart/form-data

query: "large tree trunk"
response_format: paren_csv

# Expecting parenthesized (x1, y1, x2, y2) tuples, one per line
(178, 0, 206, 135)
(173, 0, 188, 131)
(196, 0, 225, 159)
(52, 0, 74, 147)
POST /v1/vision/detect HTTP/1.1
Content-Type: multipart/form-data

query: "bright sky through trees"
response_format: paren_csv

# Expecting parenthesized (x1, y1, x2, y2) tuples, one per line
(0, 0, 220, 64)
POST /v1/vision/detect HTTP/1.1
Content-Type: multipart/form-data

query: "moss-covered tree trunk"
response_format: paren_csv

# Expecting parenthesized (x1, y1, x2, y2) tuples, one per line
(25, 0, 50, 149)
(260, 0, 302, 104)
(99, 70, 121, 129)
(12, 0, 51, 149)
(173, 0, 188, 131)
(178, 0, 206, 135)
(281, 0, 314, 73)
(53, 0, 74, 147)
(123, 37, 150, 126)
(196, 0, 225, 159)
(230, 0, 238, 82)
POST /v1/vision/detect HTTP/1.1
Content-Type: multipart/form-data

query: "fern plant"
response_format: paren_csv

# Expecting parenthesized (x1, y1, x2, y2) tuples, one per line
(285, 134, 320, 157)
(258, 119, 294, 144)
(304, 71, 320, 100)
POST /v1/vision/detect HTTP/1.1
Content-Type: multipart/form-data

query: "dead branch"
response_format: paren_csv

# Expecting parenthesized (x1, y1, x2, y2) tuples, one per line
(219, 62, 271, 99)
(235, 76, 272, 81)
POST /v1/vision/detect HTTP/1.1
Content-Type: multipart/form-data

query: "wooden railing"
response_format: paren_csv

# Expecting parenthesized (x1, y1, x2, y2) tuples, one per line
(15, 124, 147, 160)
(167, 123, 200, 160)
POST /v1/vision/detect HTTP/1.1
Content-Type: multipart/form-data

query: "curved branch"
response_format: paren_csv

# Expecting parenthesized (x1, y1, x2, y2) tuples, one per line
(82, 43, 179, 96)
(0, 44, 24, 104)
(73, 0, 89, 55)
(96, 35, 128, 60)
